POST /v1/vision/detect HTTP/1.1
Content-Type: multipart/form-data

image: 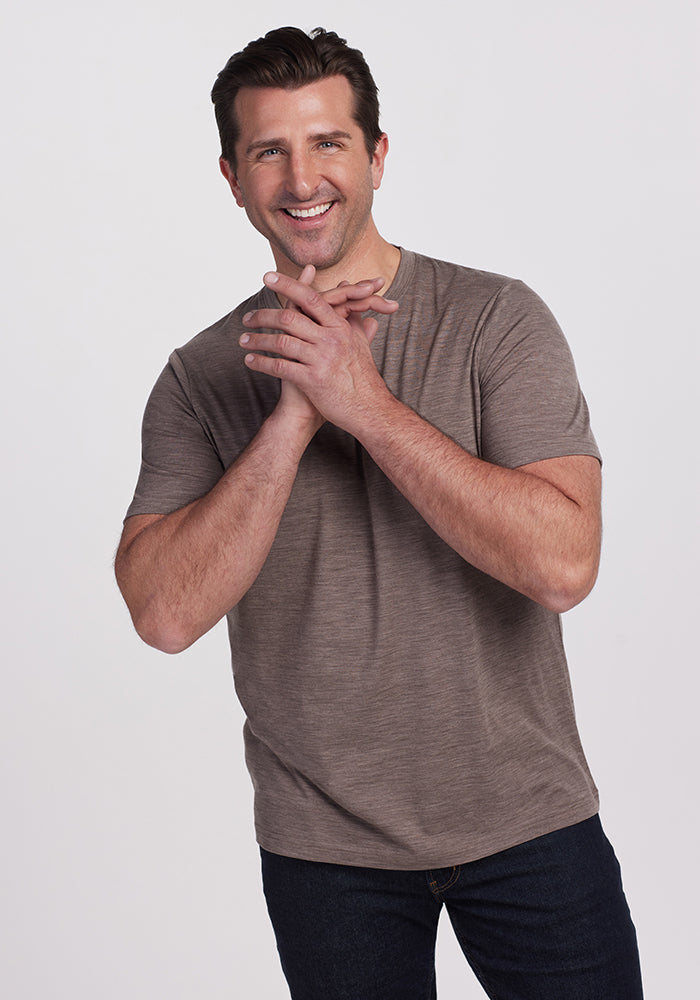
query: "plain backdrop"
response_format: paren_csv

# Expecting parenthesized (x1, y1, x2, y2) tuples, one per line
(2, 1, 697, 996)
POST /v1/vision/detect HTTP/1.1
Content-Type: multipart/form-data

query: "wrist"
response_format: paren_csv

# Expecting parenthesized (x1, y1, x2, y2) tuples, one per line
(345, 381, 402, 445)
(267, 400, 323, 450)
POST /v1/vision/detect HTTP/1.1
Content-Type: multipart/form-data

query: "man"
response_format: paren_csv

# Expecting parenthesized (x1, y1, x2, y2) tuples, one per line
(116, 26, 643, 999)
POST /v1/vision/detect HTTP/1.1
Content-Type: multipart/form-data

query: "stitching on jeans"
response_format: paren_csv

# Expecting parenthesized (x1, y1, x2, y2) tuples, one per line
(428, 866, 461, 896)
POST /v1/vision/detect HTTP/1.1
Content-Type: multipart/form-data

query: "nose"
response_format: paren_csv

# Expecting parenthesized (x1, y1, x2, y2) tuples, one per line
(285, 150, 319, 203)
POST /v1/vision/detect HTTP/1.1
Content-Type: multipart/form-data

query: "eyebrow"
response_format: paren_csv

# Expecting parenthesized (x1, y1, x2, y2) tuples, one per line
(244, 130, 353, 157)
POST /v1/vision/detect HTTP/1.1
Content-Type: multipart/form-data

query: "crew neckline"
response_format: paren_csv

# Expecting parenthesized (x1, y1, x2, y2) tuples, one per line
(258, 248, 416, 312)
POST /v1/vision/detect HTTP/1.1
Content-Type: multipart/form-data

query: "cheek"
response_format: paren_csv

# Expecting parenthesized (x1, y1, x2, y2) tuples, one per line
(240, 174, 280, 213)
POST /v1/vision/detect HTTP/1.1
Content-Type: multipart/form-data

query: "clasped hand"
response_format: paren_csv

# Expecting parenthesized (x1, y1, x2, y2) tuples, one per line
(239, 265, 398, 435)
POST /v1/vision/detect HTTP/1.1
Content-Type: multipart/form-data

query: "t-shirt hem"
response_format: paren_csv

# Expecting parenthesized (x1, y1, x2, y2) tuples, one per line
(255, 795, 600, 870)
(505, 444, 602, 469)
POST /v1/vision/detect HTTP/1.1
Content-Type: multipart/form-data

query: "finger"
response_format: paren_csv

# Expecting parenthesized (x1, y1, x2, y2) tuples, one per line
(341, 294, 399, 316)
(243, 351, 310, 386)
(320, 279, 398, 315)
(346, 312, 378, 344)
(323, 277, 384, 304)
(362, 316, 379, 344)
(263, 271, 341, 327)
(298, 264, 316, 286)
(239, 329, 315, 363)
(284, 264, 316, 313)
(242, 306, 320, 343)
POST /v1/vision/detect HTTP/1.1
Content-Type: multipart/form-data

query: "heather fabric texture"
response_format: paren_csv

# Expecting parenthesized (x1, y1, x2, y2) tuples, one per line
(126, 250, 601, 869)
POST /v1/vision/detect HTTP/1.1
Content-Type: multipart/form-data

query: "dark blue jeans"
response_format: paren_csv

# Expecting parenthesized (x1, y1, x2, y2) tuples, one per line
(260, 815, 643, 999)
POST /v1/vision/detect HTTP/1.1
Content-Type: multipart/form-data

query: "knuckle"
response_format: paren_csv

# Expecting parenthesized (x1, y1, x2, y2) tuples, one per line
(328, 331, 345, 350)
(279, 308, 296, 326)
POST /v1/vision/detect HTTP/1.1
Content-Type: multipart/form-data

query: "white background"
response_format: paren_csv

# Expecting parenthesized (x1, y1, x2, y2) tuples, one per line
(2, 1, 697, 996)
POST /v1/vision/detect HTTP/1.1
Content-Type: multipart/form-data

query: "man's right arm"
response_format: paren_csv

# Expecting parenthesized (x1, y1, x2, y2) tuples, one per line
(115, 404, 318, 654)
(116, 271, 394, 653)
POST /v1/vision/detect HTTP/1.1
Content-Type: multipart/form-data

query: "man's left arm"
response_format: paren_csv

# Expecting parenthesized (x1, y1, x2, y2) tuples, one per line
(240, 272, 601, 613)
(353, 405, 601, 613)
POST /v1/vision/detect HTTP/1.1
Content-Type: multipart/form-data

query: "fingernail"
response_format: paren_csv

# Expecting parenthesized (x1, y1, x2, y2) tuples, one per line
(242, 312, 253, 324)
(263, 271, 279, 285)
(239, 333, 249, 344)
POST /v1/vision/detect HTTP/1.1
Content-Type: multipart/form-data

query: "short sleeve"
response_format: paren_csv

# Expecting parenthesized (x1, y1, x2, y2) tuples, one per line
(476, 281, 600, 469)
(125, 350, 225, 519)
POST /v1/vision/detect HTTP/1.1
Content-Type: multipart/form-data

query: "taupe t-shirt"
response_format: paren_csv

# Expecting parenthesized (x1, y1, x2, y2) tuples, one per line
(127, 250, 601, 869)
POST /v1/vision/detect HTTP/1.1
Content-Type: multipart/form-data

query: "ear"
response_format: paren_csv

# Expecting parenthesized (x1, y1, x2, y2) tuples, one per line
(219, 157, 245, 207)
(370, 133, 389, 191)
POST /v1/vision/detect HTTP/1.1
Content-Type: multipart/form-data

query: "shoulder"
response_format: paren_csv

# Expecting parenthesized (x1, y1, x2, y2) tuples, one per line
(171, 287, 268, 370)
(394, 250, 556, 342)
(402, 248, 508, 287)
(398, 249, 540, 310)
(145, 285, 278, 416)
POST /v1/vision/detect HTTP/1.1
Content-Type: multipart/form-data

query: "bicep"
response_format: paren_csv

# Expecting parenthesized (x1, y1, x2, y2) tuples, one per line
(126, 354, 225, 521)
(478, 282, 600, 470)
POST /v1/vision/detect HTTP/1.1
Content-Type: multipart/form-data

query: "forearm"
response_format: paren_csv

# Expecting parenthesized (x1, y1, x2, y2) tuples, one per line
(115, 408, 315, 653)
(238, 270, 601, 612)
(354, 391, 601, 612)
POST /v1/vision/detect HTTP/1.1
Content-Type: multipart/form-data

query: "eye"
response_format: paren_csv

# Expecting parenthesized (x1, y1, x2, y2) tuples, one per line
(318, 141, 340, 150)
(259, 147, 282, 159)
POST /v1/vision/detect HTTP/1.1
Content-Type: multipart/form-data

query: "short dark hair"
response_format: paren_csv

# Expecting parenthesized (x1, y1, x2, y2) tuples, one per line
(211, 26, 382, 168)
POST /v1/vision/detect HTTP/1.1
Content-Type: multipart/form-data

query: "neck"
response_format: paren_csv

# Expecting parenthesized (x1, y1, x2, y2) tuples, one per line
(273, 221, 401, 297)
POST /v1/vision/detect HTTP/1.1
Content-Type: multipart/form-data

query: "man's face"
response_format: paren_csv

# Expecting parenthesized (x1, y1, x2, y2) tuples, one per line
(220, 76, 388, 275)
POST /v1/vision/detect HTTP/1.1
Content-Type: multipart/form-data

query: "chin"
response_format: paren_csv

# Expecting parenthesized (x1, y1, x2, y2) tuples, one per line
(272, 233, 348, 273)
(287, 248, 346, 272)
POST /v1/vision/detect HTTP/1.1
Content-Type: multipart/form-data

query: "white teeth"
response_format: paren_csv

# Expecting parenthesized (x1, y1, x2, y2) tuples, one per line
(286, 202, 332, 219)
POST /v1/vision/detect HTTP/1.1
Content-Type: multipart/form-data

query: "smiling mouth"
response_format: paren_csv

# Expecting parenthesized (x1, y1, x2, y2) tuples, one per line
(283, 202, 333, 219)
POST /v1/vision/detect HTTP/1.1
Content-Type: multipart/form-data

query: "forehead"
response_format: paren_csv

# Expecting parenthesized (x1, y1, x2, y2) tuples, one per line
(233, 75, 358, 143)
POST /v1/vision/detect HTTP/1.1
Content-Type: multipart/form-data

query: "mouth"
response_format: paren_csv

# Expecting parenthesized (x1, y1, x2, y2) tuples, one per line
(282, 201, 333, 220)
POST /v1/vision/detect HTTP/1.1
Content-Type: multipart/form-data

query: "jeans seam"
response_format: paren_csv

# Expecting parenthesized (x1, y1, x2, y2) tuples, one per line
(427, 865, 461, 897)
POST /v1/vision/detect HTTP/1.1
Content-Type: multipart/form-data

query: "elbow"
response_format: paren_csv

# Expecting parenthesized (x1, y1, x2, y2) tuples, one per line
(115, 534, 207, 654)
(136, 620, 196, 655)
(538, 556, 600, 614)
(130, 605, 200, 655)
(115, 568, 198, 655)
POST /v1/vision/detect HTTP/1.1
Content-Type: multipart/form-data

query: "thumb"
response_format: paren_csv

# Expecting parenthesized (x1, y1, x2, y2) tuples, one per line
(361, 316, 379, 344)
